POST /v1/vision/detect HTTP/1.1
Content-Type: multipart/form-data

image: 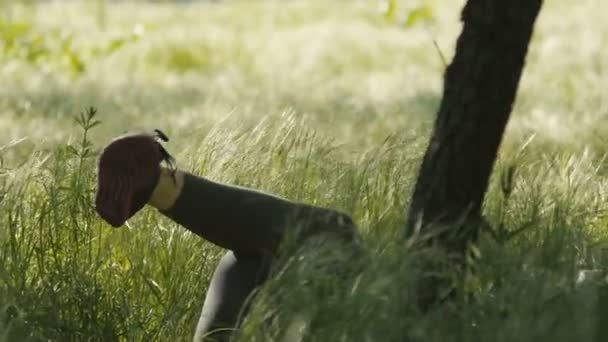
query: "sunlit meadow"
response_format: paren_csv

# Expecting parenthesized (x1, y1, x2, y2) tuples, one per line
(1, 0, 607, 341)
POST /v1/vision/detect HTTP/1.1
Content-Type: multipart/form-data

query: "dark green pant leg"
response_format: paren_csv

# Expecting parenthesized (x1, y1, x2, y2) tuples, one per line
(193, 251, 271, 342)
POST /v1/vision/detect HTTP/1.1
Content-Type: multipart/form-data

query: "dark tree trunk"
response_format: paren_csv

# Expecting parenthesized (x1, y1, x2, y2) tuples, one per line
(405, 0, 543, 307)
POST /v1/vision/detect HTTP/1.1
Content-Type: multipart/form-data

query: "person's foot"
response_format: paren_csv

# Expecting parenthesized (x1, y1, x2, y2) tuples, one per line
(95, 131, 171, 227)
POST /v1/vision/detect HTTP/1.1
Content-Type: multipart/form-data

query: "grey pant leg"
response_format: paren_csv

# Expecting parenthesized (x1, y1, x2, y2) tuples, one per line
(193, 251, 271, 342)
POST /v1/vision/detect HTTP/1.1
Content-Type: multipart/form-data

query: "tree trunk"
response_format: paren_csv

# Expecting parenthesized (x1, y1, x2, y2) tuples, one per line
(405, 0, 543, 307)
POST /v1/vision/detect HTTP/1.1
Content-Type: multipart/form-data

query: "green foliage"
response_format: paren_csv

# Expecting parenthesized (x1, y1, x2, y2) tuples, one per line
(382, 0, 435, 28)
(145, 41, 215, 73)
(0, 111, 216, 341)
(2, 106, 607, 341)
(0, 6, 142, 77)
(1, 0, 607, 341)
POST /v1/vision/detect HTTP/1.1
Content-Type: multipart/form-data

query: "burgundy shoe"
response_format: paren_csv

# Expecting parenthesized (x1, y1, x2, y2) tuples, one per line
(95, 131, 171, 227)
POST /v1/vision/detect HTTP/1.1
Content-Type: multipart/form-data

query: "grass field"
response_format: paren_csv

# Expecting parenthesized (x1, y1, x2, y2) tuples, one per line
(1, 0, 608, 341)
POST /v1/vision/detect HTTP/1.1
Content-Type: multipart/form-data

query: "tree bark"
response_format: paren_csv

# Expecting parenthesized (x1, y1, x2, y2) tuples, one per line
(405, 0, 543, 306)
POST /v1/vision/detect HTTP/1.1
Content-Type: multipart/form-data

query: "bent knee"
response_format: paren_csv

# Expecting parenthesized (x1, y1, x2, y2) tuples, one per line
(292, 207, 360, 244)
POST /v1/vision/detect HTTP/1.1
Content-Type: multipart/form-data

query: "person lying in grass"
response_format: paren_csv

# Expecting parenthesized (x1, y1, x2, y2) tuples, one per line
(94, 129, 361, 342)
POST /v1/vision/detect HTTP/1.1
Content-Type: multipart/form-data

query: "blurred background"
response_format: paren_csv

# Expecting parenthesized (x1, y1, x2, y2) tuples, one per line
(2, 0, 604, 155)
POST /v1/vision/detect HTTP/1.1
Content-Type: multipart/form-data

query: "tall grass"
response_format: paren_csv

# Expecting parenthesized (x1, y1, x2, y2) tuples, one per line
(1, 0, 608, 341)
